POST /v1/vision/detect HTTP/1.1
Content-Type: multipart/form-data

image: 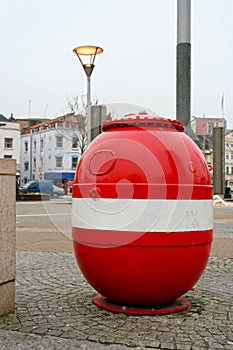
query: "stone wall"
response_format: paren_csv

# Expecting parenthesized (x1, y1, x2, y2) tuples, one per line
(0, 159, 16, 316)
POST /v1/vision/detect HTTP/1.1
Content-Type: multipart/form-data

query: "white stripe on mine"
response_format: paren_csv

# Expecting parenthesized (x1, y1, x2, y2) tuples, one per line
(72, 198, 213, 233)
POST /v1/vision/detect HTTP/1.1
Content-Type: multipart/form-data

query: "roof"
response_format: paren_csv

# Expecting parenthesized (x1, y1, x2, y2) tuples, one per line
(226, 129, 233, 136)
(0, 114, 8, 122)
(27, 114, 78, 132)
(192, 116, 226, 121)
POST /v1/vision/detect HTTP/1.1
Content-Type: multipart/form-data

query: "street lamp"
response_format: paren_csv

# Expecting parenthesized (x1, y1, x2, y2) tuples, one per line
(73, 45, 103, 143)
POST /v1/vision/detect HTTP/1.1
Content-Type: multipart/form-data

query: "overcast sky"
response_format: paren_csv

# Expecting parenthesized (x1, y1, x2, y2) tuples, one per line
(1, 0, 233, 127)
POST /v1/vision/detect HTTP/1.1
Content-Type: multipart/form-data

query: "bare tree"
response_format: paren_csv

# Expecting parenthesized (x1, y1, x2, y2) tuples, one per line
(66, 94, 85, 115)
(66, 94, 102, 153)
(66, 94, 88, 154)
(66, 94, 98, 115)
(73, 114, 87, 154)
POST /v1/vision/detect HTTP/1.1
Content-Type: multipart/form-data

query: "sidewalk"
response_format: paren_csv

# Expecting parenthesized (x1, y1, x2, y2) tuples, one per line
(0, 250, 232, 350)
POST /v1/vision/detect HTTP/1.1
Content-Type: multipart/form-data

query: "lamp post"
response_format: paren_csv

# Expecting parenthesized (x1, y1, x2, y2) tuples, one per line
(73, 45, 103, 144)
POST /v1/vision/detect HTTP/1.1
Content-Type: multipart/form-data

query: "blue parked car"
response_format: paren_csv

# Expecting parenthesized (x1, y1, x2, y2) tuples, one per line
(20, 180, 53, 195)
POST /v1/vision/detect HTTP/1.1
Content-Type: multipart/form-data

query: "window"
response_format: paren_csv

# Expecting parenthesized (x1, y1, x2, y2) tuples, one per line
(24, 161, 29, 171)
(4, 155, 12, 159)
(40, 139, 44, 151)
(72, 156, 79, 170)
(33, 158, 36, 170)
(33, 140, 36, 152)
(28, 183, 37, 190)
(4, 138, 13, 149)
(24, 141, 28, 152)
(56, 156, 63, 168)
(208, 122, 214, 134)
(71, 122, 78, 129)
(57, 122, 63, 128)
(72, 136, 78, 149)
(226, 153, 230, 160)
(56, 136, 63, 148)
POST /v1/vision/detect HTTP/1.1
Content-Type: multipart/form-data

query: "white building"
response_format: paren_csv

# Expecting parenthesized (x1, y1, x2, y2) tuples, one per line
(0, 115, 20, 179)
(20, 114, 83, 188)
(225, 130, 233, 189)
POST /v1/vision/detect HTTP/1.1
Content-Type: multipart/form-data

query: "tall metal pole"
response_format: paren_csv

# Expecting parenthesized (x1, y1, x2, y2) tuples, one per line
(176, 0, 191, 126)
(87, 76, 91, 108)
(87, 76, 91, 144)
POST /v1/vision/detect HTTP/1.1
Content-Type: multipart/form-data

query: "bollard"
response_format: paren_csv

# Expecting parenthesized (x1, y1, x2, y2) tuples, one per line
(72, 112, 213, 314)
(0, 159, 16, 316)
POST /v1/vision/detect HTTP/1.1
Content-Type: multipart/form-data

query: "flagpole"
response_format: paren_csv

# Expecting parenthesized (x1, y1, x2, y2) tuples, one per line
(221, 93, 224, 118)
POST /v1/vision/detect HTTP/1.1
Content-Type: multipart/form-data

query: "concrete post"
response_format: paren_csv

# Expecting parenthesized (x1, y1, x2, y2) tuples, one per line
(0, 159, 16, 316)
(176, 0, 191, 126)
(213, 127, 225, 195)
(90, 105, 107, 141)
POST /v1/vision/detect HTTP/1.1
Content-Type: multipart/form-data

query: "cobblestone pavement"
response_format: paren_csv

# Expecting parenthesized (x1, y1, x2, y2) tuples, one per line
(0, 252, 232, 350)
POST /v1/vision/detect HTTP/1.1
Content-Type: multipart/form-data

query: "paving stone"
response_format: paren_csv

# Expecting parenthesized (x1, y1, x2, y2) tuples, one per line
(0, 252, 232, 349)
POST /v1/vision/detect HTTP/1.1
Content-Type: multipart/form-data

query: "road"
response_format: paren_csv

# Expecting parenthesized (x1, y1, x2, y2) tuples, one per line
(16, 199, 233, 257)
(16, 197, 73, 253)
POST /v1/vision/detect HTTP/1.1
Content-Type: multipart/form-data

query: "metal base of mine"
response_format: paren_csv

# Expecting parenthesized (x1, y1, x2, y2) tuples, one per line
(93, 295, 190, 315)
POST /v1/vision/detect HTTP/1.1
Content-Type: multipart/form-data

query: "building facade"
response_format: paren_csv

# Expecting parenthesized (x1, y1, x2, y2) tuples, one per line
(191, 116, 227, 135)
(225, 130, 233, 189)
(191, 116, 233, 191)
(191, 116, 227, 153)
(20, 114, 83, 189)
(0, 115, 20, 180)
